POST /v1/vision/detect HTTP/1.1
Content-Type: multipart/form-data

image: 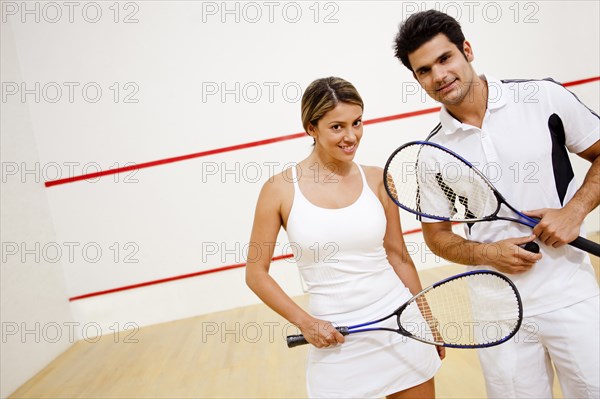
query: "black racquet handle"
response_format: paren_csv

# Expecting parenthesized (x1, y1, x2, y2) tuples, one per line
(286, 326, 350, 348)
(520, 237, 600, 257)
(525, 216, 599, 257)
(520, 242, 539, 253)
(570, 236, 600, 257)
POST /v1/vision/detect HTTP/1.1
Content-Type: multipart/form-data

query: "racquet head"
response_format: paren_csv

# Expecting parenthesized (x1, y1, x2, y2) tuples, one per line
(397, 270, 523, 348)
(384, 141, 501, 222)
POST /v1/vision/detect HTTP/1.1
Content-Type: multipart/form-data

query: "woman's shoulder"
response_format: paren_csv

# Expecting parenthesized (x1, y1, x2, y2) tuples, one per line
(261, 167, 295, 191)
(359, 164, 388, 200)
(360, 164, 384, 183)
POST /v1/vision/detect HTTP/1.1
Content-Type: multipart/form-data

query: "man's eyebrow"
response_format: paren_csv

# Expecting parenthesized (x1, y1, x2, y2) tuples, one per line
(415, 64, 430, 74)
(415, 51, 453, 74)
(436, 51, 452, 61)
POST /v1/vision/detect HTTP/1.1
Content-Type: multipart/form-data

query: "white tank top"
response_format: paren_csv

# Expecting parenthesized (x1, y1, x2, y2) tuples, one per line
(286, 163, 412, 325)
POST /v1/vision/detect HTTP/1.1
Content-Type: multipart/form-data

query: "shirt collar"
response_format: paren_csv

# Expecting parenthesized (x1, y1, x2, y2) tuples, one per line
(439, 74, 507, 135)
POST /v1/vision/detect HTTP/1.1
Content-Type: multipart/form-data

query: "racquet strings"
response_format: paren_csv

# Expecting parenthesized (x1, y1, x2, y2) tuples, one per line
(399, 272, 521, 346)
(386, 143, 498, 221)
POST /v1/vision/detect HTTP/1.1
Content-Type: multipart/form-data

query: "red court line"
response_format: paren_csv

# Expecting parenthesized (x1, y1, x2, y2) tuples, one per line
(363, 107, 441, 125)
(68, 224, 447, 302)
(563, 76, 600, 87)
(46, 107, 442, 188)
(65, 76, 598, 301)
(69, 253, 294, 301)
(45, 75, 599, 188)
(45, 132, 307, 187)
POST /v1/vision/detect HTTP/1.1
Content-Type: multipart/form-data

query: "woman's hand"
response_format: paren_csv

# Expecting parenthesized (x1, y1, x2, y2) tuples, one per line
(298, 317, 346, 348)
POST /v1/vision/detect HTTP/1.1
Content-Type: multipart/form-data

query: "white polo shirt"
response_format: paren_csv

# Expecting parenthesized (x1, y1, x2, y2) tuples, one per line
(425, 75, 599, 316)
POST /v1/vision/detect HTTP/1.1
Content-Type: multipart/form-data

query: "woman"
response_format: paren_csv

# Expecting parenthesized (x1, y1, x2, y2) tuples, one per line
(245, 77, 443, 398)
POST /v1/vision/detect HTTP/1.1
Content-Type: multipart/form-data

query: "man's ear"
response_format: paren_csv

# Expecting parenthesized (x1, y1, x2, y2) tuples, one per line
(463, 40, 474, 62)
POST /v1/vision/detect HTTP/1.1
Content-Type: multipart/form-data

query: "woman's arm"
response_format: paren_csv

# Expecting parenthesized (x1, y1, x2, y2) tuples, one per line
(245, 175, 344, 348)
(368, 166, 423, 295)
(370, 166, 446, 358)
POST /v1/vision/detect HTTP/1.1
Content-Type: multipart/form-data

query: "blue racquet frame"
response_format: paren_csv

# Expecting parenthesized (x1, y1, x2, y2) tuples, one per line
(287, 270, 523, 349)
(383, 141, 600, 257)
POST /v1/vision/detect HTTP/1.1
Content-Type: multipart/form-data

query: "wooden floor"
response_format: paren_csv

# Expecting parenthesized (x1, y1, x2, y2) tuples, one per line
(10, 236, 599, 399)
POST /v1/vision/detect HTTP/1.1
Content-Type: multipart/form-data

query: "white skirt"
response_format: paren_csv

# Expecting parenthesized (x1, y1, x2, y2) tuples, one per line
(305, 305, 442, 398)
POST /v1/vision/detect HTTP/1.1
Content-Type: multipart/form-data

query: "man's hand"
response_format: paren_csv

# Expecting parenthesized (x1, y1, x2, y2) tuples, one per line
(480, 235, 542, 274)
(523, 207, 585, 248)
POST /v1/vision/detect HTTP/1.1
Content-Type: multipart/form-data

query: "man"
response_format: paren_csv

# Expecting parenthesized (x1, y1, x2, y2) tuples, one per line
(393, 10, 599, 399)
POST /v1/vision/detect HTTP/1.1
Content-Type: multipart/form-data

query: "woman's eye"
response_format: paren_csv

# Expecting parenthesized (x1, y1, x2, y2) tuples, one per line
(353, 120, 362, 127)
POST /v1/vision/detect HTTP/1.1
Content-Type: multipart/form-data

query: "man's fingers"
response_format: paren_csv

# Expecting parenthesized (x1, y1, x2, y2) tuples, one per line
(522, 208, 546, 219)
(510, 234, 537, 246)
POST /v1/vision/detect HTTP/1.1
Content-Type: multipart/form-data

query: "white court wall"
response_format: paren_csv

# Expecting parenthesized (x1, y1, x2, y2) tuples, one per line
(1, 1, 599, 396)
(1, 21, 75, 399)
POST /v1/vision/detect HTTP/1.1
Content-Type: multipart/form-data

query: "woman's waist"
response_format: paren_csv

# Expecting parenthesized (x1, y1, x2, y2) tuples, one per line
(307, 270, 412, 325)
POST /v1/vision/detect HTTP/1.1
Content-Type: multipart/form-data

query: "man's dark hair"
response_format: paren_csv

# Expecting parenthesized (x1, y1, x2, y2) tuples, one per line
(393, 10, 466, 72)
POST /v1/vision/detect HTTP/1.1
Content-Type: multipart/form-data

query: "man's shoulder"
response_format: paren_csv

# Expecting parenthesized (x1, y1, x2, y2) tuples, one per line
(498, 77, 565, 95)
(499, 77, 560, 86)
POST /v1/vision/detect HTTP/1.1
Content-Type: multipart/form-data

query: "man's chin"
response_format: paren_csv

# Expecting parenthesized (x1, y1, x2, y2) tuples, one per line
(439, 90, 472, 106)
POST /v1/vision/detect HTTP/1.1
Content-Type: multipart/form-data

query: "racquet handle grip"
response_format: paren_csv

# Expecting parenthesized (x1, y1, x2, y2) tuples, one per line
(530, 216, 600, 256)
(520, 241, 539, 253)
(570, 236, 600, 257)
(286, 326, 349, 348)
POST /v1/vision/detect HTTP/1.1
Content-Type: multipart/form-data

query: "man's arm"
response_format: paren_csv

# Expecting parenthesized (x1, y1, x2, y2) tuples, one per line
(524, 140, 600, 247)
(421, 221, 541, 274)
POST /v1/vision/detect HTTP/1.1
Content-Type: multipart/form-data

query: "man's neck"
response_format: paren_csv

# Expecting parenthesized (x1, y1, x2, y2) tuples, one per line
(445, 75, 488, 129)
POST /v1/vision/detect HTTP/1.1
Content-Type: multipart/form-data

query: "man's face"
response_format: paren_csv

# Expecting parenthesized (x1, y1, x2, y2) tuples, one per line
(408, 33, 478, 107)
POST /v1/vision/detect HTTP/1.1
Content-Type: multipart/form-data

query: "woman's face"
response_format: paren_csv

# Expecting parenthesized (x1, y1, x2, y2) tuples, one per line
(309, 102, 363, 163)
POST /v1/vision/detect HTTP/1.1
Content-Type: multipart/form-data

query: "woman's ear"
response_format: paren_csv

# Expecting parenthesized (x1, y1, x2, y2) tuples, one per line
(307, 123, 317, 140)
